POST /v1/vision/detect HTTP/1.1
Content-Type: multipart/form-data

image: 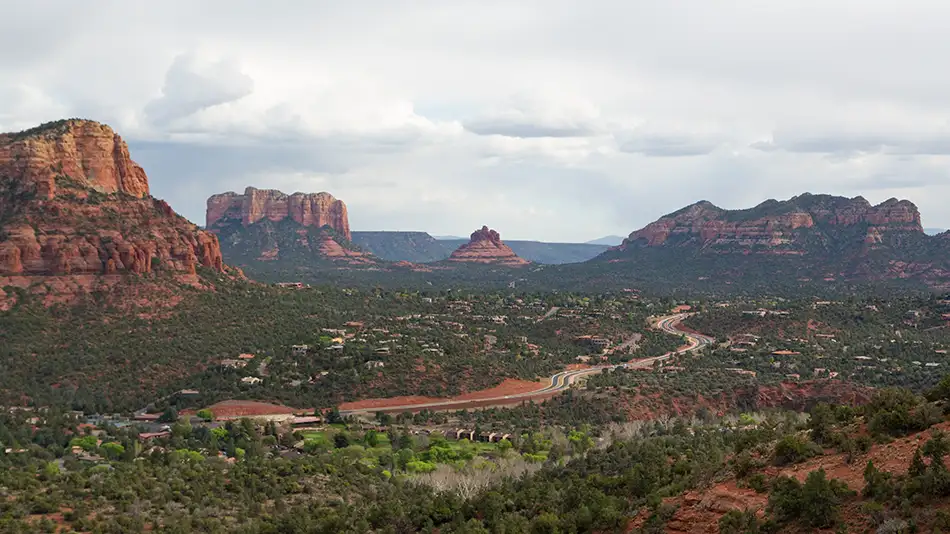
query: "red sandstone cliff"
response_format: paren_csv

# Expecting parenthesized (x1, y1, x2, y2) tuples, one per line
(615, 194, 924, 252)
(206, 187, 351, 241)
(0, 120, 149, 202)
(0, 119, 226, 278)
(448, 226, 529, 266)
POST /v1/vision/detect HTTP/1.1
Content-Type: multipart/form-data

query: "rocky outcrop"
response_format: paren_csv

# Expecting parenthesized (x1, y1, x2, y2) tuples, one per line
(447, 226, 529, 266)
(206, 187, 351, 241)
(595, 193, 950, 290)
(0, 119, 226, 278)
(615, 193, 925, 252)
(0, 119, 149, 202)
(316, 233, 375, 264)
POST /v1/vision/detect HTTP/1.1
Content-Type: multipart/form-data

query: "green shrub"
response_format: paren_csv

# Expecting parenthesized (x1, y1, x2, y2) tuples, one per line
(747, 473, 769, 494)
(767, 469, 853, 529)
(772, 435, 821, 466)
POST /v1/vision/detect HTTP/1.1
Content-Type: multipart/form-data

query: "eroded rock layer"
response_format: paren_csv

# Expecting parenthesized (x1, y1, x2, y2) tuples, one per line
(0, 120, 225, 277)
(448, 226, 529, 266)
(616, 194, 924, 252)
(207, 187, 351, 241)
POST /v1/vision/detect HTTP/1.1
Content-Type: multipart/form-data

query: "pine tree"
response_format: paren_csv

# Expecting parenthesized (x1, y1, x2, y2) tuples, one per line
(910, 447, 927, 478)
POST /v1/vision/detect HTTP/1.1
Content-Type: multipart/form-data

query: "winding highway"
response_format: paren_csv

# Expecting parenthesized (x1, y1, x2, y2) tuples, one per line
(339, 313, 713, 416)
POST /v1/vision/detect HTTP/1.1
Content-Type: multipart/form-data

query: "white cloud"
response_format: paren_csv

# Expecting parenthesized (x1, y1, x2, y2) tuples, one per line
(463, 93, 604, 138)
(145, 53, 254, 126)
(3, 1, 950, 241)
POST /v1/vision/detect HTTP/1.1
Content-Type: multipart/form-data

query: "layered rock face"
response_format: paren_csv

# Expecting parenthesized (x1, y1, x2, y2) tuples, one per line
(0, 120, 149, 202)
(0, 119, 225, 277)
(207, 187, 350, 241)
(616, 194, 924, 252)
(448, 226, 529, 266)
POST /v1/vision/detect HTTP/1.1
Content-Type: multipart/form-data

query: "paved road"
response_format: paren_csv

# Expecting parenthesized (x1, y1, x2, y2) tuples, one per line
(625, 313, 715, 369)
(339, 313, 712, 416)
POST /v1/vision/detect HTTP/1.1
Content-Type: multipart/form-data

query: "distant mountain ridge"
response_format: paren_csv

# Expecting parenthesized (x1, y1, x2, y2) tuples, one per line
(352, 231, 609, 264)
(614, 193, 922, 250)
(586, 235, 625, 246)
(596, 193, 950, 290)
(351, 231, 451, 263)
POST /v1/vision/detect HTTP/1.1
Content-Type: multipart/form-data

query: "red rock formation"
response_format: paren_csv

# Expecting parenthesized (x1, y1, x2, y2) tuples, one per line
(615, 193, 925, 252)
(447, 226, 529, 266)
(316, 233, 375, 265)
(0, 119, 226, 278)
(0, 119, 149, 200)
(206, 187, 351, 241)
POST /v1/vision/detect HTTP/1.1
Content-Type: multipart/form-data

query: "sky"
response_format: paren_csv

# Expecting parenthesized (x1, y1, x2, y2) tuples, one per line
(2, 1, 950, 241)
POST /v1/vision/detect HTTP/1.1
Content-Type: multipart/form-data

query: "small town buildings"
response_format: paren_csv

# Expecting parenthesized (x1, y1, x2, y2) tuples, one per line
(364, 360, 386, 369)
(241, 376, 263, 385)
(221, 359, 248, 369)
(290, 416, 321, 426)
(291, 345, 310, 356)
(139, 431, 171, 441)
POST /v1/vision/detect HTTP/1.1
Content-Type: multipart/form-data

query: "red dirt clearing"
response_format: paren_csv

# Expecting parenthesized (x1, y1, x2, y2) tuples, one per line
(565, 363, 592, 371)
(184, 400, 296, 418)
(339, 378, 547, 411)
(339, 395, 444, 411)
(453, 379, 547, 401)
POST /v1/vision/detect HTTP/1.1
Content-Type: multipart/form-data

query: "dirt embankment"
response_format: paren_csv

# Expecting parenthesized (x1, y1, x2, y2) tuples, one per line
(182, 400, 297, 419)
(617, 380, 873, 421)
(631, 421, 950, 533)
(339, 378, 546, 411)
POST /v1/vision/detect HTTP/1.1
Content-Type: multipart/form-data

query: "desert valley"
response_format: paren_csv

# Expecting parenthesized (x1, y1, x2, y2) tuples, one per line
(5, 3, 950, 532)
(2, 118, 950, 532)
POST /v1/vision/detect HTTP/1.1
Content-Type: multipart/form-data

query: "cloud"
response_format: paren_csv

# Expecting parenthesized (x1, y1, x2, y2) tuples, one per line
(751, 128, 950, 156)
(619, 133, 723, 157)
(463, 94, 603, 138)
(613, 121, 728, 157)
(145, 54, 254, 126)
(4, 2, 950, 238)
